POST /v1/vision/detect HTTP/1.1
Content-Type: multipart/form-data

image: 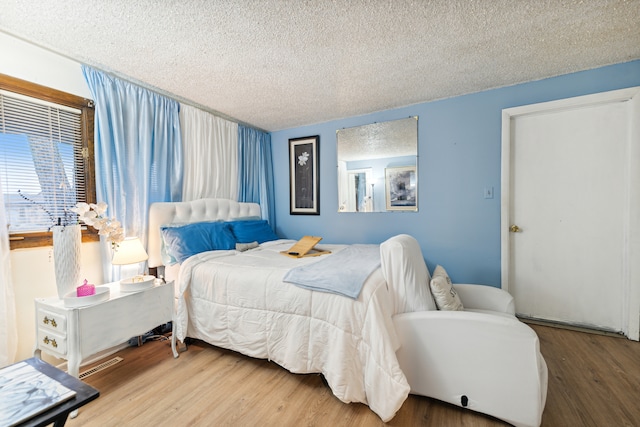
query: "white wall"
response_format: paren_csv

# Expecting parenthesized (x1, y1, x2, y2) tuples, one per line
(1, 31, 103, 363)
(0, 31, 91, 99)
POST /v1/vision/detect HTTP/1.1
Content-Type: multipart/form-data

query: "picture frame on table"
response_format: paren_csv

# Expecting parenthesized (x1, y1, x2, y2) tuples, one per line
(289, 135, 320, 215)
(385, 165, 417, 211)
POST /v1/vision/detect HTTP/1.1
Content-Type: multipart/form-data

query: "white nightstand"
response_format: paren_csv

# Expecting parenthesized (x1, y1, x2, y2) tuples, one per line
(34, 280, 178, 380)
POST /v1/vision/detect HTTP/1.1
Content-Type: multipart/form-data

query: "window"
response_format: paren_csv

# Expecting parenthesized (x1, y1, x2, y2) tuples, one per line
(0, 73, 97, 249)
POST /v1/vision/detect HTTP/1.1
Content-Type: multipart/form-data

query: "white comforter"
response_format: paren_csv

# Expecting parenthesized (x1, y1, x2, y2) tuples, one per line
(175, 239, 413, 421)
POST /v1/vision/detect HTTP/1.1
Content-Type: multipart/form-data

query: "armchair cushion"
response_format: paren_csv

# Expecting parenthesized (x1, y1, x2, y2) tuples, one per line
(430, 265, 464, 311)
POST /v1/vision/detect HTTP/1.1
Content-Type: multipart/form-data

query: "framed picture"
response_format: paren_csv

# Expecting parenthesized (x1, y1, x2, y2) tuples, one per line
(385, 166, 417, 211)
(289, 135, 320, 215)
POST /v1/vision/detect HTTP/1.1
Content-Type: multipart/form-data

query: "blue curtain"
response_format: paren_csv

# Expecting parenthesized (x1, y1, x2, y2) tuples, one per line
(82, 66, 183, 281)
(237, 125, 275, 229)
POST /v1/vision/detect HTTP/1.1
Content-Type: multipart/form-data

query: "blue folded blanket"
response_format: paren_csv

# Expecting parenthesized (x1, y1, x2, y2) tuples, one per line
(283, 244, 381, 299)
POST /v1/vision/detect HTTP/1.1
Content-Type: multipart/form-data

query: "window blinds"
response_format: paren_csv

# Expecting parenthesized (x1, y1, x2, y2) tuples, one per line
(0, 90, 85, 233)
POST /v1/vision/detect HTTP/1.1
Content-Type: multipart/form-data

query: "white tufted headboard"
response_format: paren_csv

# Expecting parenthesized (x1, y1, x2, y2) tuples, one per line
(147, 198, 261, 268)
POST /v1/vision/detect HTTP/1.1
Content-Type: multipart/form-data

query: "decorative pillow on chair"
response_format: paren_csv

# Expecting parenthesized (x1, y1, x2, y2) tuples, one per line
(430, 265, 464, 311)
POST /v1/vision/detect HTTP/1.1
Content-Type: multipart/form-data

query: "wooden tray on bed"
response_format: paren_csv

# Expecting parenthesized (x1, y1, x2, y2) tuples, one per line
(280, 236, 331, 258)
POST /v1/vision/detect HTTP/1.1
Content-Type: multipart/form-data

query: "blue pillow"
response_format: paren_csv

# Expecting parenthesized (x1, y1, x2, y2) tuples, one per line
(160, 221, 237, 263)
(227, 220, 279, 244)
(159, 223, 188, 265)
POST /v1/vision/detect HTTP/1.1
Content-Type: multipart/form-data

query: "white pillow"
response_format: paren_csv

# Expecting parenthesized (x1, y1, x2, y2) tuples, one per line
(430, 265, 464, 311)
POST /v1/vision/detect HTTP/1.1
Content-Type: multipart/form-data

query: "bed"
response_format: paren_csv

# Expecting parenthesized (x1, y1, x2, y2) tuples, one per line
(148, 198, 547, 426)
(147, 198, 434, 422)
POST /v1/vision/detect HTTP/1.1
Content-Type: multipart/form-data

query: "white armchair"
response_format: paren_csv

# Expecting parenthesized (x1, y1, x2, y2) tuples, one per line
(381, 235, 548, 427)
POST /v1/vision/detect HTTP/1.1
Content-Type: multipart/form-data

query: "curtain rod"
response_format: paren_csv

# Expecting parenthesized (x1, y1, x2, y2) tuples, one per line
(91, 66, 269, 134)
(2, 29, 269, 134)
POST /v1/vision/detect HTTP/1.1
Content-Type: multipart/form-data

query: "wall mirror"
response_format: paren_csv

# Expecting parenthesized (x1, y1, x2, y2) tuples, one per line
(337, 116, 418, 212)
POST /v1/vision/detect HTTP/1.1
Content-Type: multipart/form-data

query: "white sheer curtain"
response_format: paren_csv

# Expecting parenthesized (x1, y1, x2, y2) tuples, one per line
(180, 105, 238, 201)
(0, 175, 18, 367)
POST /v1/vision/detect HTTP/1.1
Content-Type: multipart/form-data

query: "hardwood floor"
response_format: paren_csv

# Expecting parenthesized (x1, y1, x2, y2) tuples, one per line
(66, 324, 639, 426)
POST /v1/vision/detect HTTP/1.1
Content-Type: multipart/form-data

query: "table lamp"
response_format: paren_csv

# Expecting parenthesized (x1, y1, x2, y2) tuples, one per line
(111, 236, 154, 291)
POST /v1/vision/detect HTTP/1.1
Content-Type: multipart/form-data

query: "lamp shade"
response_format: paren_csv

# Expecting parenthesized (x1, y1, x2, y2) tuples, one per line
(111, 237, 149, 265)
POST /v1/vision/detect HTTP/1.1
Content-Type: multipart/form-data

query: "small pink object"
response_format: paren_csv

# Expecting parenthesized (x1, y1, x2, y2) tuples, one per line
(76, 279, 96, 297)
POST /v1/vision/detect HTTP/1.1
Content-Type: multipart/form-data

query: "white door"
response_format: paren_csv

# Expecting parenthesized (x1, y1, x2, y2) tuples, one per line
(501, 87, 640, 340)
(346, 168, 373, 212)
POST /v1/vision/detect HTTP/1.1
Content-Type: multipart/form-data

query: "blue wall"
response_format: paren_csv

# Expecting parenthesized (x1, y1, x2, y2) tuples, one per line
(270, 60, 640, 286)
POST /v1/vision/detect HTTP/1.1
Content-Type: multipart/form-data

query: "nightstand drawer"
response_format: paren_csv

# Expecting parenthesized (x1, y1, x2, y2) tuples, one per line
(37, 329, 67, 356)
(37, 308, 67, 334)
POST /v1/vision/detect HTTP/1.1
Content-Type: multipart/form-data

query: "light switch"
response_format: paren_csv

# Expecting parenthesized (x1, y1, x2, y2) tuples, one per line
(483, 187, 494, 199)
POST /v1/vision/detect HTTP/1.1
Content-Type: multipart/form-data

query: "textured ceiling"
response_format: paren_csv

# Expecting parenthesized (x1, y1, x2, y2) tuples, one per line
(338, 117, 417, 161)
(1, 0, 639, 132)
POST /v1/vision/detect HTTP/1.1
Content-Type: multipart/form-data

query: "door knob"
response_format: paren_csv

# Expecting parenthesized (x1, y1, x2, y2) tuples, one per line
(509, 225, 521, 233)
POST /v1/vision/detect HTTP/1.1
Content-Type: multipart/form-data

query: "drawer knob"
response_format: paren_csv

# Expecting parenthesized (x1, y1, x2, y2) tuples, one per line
(43, 336, 58, 348)
(43, 316, 58, 328)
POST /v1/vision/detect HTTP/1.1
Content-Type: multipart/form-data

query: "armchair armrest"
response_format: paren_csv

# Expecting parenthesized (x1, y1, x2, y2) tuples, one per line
(453, 284, 515, 314)
(393, 311, 547, 427)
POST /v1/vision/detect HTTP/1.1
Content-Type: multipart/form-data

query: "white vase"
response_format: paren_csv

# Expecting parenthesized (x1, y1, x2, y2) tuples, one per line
(53, 224, 82, 298)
